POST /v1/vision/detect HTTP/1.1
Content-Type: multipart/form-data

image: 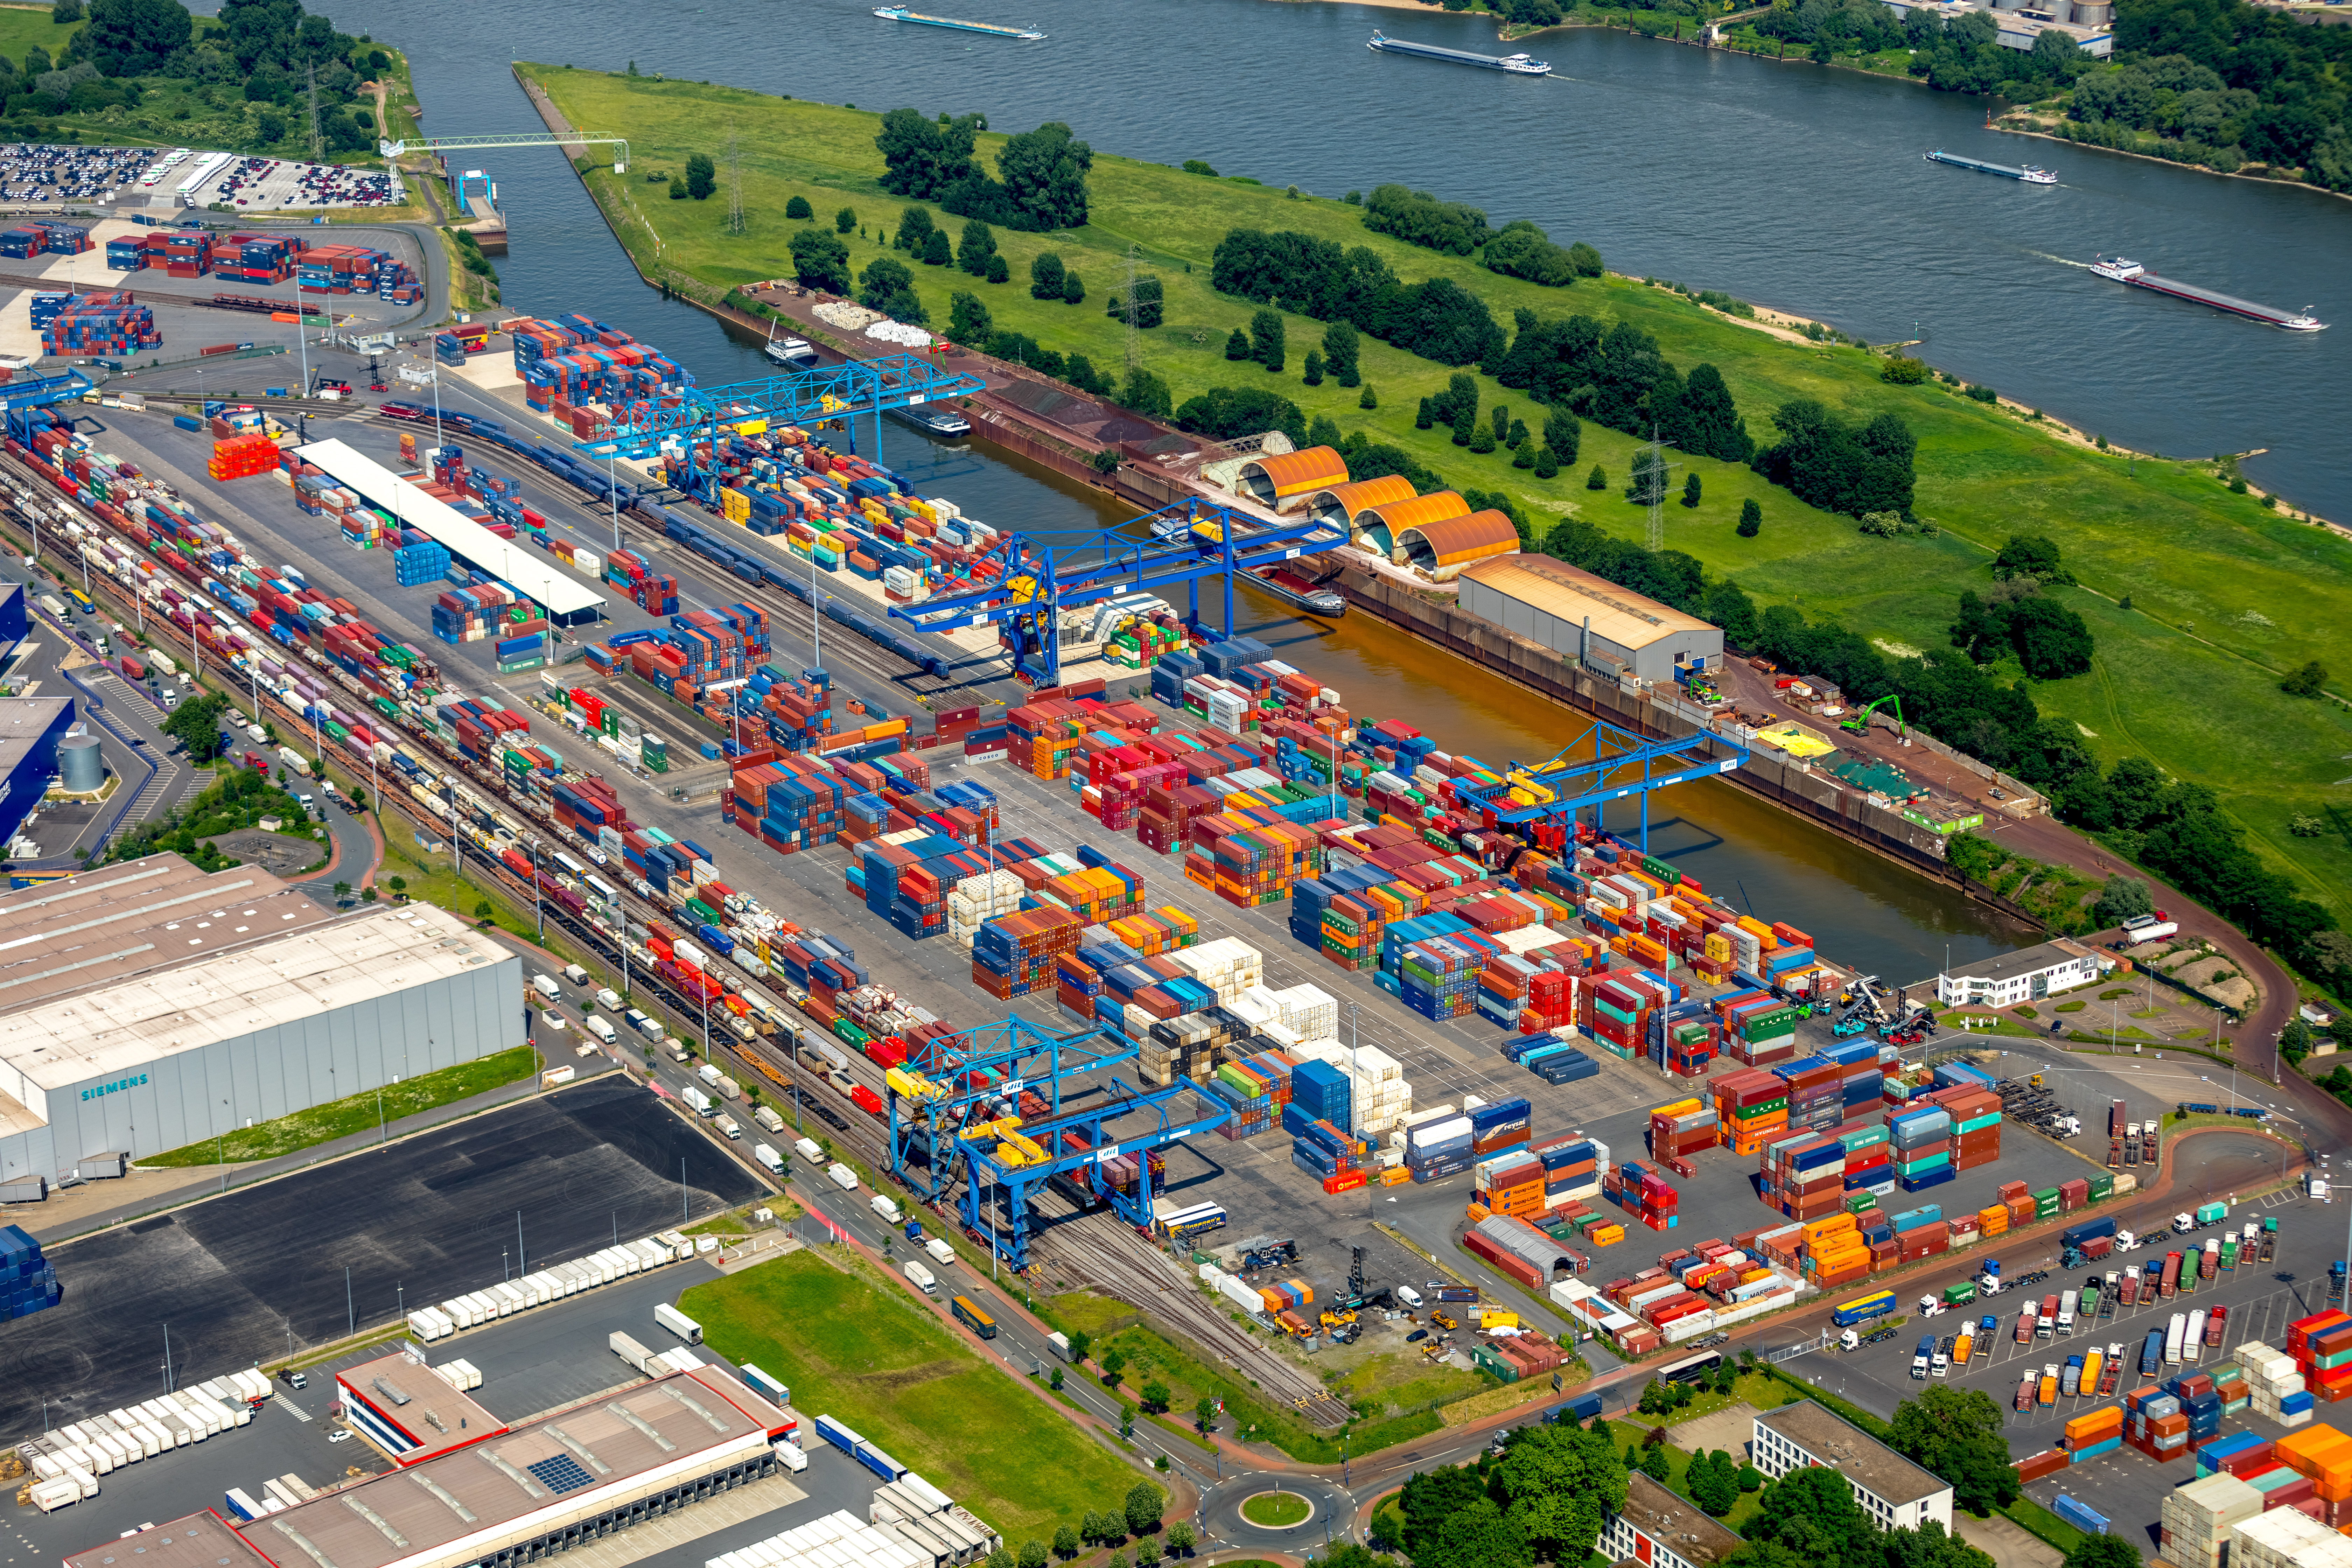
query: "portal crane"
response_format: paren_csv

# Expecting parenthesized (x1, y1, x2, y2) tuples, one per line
(892, 498, 1348, 686)
(1451, 715, 1750, 853)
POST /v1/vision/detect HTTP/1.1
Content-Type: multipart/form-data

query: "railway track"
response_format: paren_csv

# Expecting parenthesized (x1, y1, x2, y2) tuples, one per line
(0, 434, 1358, 1424)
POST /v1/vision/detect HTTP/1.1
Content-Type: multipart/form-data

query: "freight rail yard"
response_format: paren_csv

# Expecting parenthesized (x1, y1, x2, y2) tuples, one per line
(0, 308, 2322, 1567)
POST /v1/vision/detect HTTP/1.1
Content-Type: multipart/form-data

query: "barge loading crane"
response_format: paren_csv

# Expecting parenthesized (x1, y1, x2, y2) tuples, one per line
(1454, 717, 1752, 854)
(891, 496, 1350, 686)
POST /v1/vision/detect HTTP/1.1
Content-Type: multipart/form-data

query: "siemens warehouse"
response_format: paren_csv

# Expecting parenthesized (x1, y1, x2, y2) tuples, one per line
(0, 853, 523, 1194)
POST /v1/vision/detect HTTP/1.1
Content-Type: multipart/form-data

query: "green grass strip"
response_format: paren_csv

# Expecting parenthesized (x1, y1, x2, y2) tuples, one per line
(140, 1046, 539, 1167)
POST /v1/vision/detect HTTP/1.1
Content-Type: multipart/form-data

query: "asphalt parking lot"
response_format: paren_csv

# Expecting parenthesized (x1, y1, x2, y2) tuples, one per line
(1784, 1181, 2325, 1438)
(0, 143, 149, 205)
(198, 155, 400, 212)
(0, 1076, 760, 1445)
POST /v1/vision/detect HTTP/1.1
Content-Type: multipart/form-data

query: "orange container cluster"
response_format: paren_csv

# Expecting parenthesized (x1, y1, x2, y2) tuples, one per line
(208, 433, 278, 481)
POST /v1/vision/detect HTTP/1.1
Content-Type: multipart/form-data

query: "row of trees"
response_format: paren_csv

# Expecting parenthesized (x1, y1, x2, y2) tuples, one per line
(875, 107, 1095, 230)
(1487, 311, 1752, 462)
(1210, 227, 1506, 366)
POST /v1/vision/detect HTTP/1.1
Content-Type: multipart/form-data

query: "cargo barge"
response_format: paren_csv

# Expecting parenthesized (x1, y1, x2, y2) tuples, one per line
(871, 6, 1045, 39)
(1367, 30, 1552, 74)
(1924, 149, 2055, 184)
(2088, 255, 2325, 331)
(1248, 564, 1346, 618)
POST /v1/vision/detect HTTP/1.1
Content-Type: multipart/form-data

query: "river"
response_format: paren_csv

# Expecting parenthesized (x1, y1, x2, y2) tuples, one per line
(309, 0, 2086, 977)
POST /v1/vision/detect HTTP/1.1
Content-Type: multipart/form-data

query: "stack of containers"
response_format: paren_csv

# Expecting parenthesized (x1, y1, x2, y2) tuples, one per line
(1803, 1214, 1871, 1287)
(1761, 1133, 1848, 1223)
(1606, 1161, 1679, 1231)
(2064, 1404, 2126, 1465)
(2238, 1341, 2314, 1427)
(394, 530, 451, 585)
(1713, 1069, 1790, 1155)
(970, 908, 1084, 1000)
(1473, 1152, 1545, 1217)
(209, 433, 278, 480)
(0, 1224, 61, 1320)
(40, 292, 161, 355)
(1290, 1060, 1352, 1135)
(2125, 1385, 2192, 1462)
(1406, 1110, 1475, 1183)
(1774, 1058, 1847, 1134)
(1720, 994, 1800, 1065)
(1470, 1098, 1531, 1163)
(1889, 1102, 1955, 1192)
(2270, 1427, 2352, 1522)
(2232, 1510, 2350, 1568)
(1532, 1135, 1605, 1206)
(1648, 1099, 1720, 1162)
(2285, 1310, 2352, 1406)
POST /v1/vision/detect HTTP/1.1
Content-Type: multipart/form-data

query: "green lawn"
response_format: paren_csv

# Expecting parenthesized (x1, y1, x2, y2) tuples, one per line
(524, 68, 2352, 926)
(0, 3, 83, 69)
(140, 1045, 537, 1166)
(1241, 1492, 1314, 1527)
(1037, 1294, 1447, 1463)
(684, 1253, 1140, 1544)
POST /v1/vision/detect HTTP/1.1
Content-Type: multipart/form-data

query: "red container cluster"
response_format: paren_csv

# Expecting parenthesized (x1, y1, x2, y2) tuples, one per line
(2290, 1310, 2352, 1404)
(209, 433, 278, 481)
(296, 244, 391, 295)
(602, 549, 680, 616)
(1586, 970, 1671, 1058)
(1602, 1160, 1680, 1232)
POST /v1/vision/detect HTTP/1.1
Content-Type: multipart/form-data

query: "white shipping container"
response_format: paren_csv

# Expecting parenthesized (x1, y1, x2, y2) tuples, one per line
(408, 1310, 445, 1340)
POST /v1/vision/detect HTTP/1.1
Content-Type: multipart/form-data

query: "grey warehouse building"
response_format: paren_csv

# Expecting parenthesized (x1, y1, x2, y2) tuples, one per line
(0, 854, 523, 1190)
(1456, 555, 1723, 686)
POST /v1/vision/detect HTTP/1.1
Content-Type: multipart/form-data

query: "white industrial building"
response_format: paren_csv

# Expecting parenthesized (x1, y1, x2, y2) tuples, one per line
(1933, 937, 2113, 1008)
(0, 854, 523, 1191)
(1877, 0, 2113, 54)
(1456, 554, 1723, 686)
(65, 1364, 792, 1568)
(1753, 1402, 1954, 1532)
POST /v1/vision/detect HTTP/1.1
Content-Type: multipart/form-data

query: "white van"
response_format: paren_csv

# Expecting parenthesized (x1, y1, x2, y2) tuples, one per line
(1395, 1285, 1425, 1311)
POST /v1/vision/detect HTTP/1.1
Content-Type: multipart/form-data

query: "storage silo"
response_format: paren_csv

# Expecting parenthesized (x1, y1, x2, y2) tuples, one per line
(57, 733, 101, 792)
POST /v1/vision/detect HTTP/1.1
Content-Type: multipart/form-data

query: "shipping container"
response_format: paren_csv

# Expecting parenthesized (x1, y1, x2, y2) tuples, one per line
(653, 1302, 702, 1344)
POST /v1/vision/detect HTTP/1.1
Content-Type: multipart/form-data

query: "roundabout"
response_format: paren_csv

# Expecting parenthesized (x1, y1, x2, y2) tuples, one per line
(1201, 1475, 1357, 1552)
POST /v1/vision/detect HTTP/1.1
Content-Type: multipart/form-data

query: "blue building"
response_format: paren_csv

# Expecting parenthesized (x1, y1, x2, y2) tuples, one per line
(0, 584, 26, 660)
(0, 697, 74, 850)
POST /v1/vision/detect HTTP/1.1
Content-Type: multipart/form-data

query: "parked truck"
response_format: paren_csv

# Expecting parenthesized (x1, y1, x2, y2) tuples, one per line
(754, 1143, 784, 1175)
(754, 1105, 785, 1134)
(903, 1261, 937, 1296)
(654, 1303, 702, 1344)
(870, 1193, 903, 1226)
(682, 1085, 714, 1116)
(714, 1114, 741, 1141)
(609, 1331, 654, 1373)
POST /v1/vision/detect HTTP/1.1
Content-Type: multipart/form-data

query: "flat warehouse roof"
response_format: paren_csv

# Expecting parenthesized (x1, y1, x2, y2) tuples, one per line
(1944, 938, 2099, 984)
(291, 437, 604, 618)
(1757, 1401, 1948, 1506)
(0, 897, 508, 1092)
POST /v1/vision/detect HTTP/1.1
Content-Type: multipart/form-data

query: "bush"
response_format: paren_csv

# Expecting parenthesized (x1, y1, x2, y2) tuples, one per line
(685, 153, 716, 200)
(1175, 385, 1307, 445)
(1965, 383, 1998, 403)
(1881, 355, 1929, 384)
(1360, 183, 1491, 253)
(788, 228, 851, 292)
(785, 195, 812, 220)
(1738, 498, 1762, 537)
(1061, 270, 1084, 305)
(1587, 464, 1607, 490)
(835, 205, 858, 233)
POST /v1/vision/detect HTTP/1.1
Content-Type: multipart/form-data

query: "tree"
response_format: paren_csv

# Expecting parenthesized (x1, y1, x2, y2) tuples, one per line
(1223, 326, 1251, 360)
(785, 195, 812, 220)
(920, 227, 952, 266)
(1993, 532, 2073, 583)
(1120, 367, 1173, 418)
(669, 174, 687, 200)
(473, 898, 494, 923)
(162, 692, 232, 761)
(1588, 464, 1608, 490)
(80, 0, 190, 76)
(1108, 274, 1163, 328)
(332, 880, 352, 904)
(1135, 1543, 1162, 1568)
(835, 205, 858, 233)
(1017, 1543, 1048, 1568)
(1887, 1388, 2024, 1515)
(957, 219, 996, 275)
(1193, 1396, 1216, 1432)
(1399, 1467, 1489, 1559)
(1417, 1498, 1532, 1568)
(1491, 1421, 1626, 1563)
(1124, 1480, 1165, 1536)
(388, 875, 407, 898)
(1638, 1445, 1672, 1483)
(1689, 1450, 1741, 1516)
(790, 229, 851, 292)
(1533, 445, 1559, 479)
(875, 107, 980, 198)
(1048, 1365, 1064, 1391)
(946, 290, 993, 348)
(1683, 472, 1703, 508)
(1544, 408, 1581, 467)
(1303, 348, 1325, 386)
(1051, 1526, 1078, 1560)
(2092, 875, 2154, 929)
(997, 121, 1092, 228)
(1739, 497, 1762, 536)
(986, 1550, 1014, 1568)
(895, 206, 937, 254)
(1099, 1348, 1126, 1387)
(1322, 318, 1360, 383)
(1749, 1464, 1878, 1565)
(1751, 399, 1917, 519)
(1138, 1380, 1171, 1414)
(52, 0, 82, 18)
(1060, 269, 1084, 305)
(1665, 363, 1751, 461)
(857, 255, 926, 324)
(986, 254, 1010, 284)
(1029, 251, 1065, 299)
(2003, 595, 2095, 679)
(684, 153, 716, 201)
(1737, 1462, 1765, 1493)
(1250, 308, 1286, 372)
(1163, 1523, 1194, 1557)
(2282, 659, 2329, 696)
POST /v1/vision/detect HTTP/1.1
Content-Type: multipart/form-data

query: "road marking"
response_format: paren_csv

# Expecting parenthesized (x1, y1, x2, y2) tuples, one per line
(278, 1398, 312, 1422)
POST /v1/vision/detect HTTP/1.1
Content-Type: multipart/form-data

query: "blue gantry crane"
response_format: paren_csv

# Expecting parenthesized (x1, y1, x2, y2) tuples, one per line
(0, 369, 101, 440)
(892, 496, 1349, 686)
(570, 353, 987, 477)
(1452, 715, 1750, 853)
(882, 1015, 1230, 1271)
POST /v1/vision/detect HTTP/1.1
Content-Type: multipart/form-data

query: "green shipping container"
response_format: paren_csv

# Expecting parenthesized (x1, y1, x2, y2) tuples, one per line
(2032, 1187, 2062, 1216)
(2088, 1173, 2115, 1200)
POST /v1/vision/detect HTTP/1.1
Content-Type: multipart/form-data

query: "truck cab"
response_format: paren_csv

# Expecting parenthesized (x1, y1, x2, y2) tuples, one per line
(1912, 1335, 1935, 1379)
(2038, 1293, 2059, 1337)
(1933, 1337, 1954, 1378)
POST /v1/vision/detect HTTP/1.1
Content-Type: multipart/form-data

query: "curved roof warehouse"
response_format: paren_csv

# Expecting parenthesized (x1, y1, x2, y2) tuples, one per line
(1393, 508, 1520, 576)
(1235, 446, 1348, 511)
(1304, 474, 1415, 531)
(0, 854, 522, 1191)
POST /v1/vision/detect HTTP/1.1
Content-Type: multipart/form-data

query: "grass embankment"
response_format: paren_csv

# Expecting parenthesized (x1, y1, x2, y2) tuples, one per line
(140, 1044, 538, 1166)
(1036, 1292, 1455, 1463)
(683, 1252, 1140, 1542)
(524, 67, 2352, 930)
